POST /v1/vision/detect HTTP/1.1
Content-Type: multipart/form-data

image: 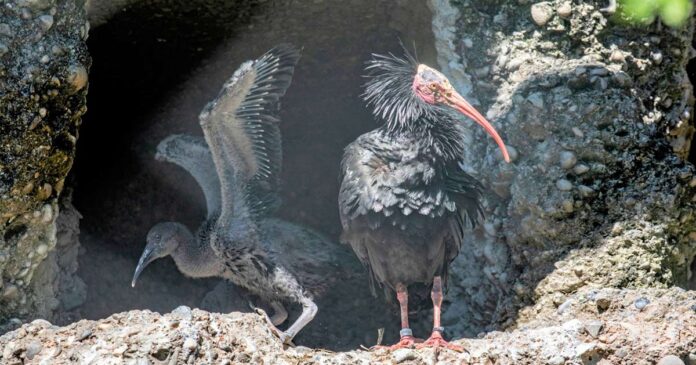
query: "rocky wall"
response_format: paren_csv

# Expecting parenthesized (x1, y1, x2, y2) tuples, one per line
(0, 0, 89, 322)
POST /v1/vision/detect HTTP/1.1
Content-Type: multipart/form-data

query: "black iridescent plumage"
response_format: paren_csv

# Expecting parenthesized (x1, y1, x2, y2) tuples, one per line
(339, 51, 486, 349)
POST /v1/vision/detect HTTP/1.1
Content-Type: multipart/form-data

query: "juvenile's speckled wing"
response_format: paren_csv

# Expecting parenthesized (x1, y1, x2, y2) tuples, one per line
(199, 44, 301, 220)
(155, 134, 222, 219)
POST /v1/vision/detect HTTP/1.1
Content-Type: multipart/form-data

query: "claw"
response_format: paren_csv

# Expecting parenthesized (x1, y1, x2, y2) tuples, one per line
(253, 307, 295, 346)
(371, 336, 423, 351)
(415, 331, 465, 352)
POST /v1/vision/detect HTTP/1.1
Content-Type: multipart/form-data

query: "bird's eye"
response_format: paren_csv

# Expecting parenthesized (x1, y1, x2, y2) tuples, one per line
(153, 234, 161, 241)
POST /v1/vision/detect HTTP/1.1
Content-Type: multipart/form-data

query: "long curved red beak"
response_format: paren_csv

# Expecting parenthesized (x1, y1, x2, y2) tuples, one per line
(446, 91, 510, 163)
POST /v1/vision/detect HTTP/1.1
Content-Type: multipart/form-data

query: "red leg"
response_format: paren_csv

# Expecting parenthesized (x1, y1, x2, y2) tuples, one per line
(372, 283, 421, 350)
(416, 276, 465, 352)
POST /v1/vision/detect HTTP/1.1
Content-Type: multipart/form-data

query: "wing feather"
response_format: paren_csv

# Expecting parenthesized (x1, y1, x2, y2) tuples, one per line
(155, 134, 221, 219)
(200, 44, 301, 220)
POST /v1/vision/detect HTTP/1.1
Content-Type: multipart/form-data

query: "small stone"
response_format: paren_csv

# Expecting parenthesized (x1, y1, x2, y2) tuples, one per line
(651, 51, 663, 65)
(612, 72, 632, 87)
(556, 179, 572, 191)
(531, 2, 554, 26)
(634, 297, 650, 310)
(506, 145, 519, 162)
(36, 244, 48, 256)
(0, 23, 12, 37)
(578, 185, 595, 198)
(0, 43, 8, 57)
(560, 151, 577, 169)
(573, 164, 589, 175)
(527, 92, 544, 108)
(1, 284, 18, 300)
(584, 320, 603, 338)
(462, 38, 473, 48)
(557, 299, 573, 314)
(183, 337, 197, 351)
(38, 15, 53, 31)
(572, 127, 584, 138)
(25, 341, 42, 360)
(575, 342, 597, 358)
(393, 348, 416, 363)
(557, 2, 572, 17)
(562, 200, 574, 213)
(595, 294, 611, 310)
(609, 50, 625, 63)
(657, 355, 685, 365)
(77, 328, 92, 341)
(67, 65, 88, 91)
(172, 305, 193, 319)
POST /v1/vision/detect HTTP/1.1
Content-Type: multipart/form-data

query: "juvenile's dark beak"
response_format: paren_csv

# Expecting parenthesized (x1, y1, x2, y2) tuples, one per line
(444, 90, 510, 163)
(132, 246, 156, 287)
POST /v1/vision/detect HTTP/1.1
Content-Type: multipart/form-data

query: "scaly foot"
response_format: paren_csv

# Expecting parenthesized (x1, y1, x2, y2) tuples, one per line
(415, 331, 464, 352)
(371, 336, 423, 351)
(253, 307, 295, 346)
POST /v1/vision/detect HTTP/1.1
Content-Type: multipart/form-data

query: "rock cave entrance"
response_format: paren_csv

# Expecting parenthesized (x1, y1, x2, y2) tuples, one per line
(69, 0, 462, 350)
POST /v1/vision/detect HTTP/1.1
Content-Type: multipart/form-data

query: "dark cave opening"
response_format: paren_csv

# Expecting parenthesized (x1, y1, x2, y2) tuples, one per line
(71, 0, 440, 350)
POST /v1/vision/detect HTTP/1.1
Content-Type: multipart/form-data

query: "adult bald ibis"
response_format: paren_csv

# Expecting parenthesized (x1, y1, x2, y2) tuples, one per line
(338, 51, 510, 350)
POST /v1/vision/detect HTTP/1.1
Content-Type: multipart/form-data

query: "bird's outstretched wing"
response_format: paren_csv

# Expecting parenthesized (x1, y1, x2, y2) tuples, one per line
(199, 44, 301, 220)
(156, 134, 222, 219)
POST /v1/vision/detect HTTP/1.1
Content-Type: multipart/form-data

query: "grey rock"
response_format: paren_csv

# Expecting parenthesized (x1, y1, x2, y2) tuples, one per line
(556, 2, 571, 18)
(393, 349, 416, 363)
(0, 0, 89, 322)
(527, 92, 545, 108)
(38, 14, 53, 31)
(634, 297, 650, 310)
(657, 355, 685, 365)
(584, 320, 603, 338)
(559, 151, 577, 169)
(530, 2, 554, 26)
(25, 340, 42, 359)
(556, 179, 573, 191)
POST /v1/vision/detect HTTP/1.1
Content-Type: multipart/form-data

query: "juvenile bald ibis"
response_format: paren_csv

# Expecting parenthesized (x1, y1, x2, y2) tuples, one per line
(338, 51, 510, 350)
(132, 45, 348, 345)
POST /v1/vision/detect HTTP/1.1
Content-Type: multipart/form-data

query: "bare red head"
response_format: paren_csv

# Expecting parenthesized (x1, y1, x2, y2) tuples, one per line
(412, 64, 510, 163)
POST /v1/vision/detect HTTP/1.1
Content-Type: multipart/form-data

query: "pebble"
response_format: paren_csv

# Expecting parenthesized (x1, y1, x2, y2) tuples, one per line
(38, 14, 53, 31)
(634, 297, 650, 310)
(506, 145, 519, 162)
(183, 337, 197, 351)
(556, 179, 573, 191)
(657, 355, 685, 365)
(531, 2, 554, 26)
(557, 299, 573, 314)
(575, 342, 596, 357)
(560, 151, 577, 169)
(0, 43, 8, 57)
(557, 2, 572, 17)
(572, 127, 584, 138)
(67, 65, 88, 91)
(584, 320, 603, 338)
(578, 185, 595, 198)
(25, 340, 43, 359)
(393, 348, 416, 363)
(573, 164, 589, 175)
(651, 51, 663, 65)
(77, 328, 92, 341)
(172, 306, 193, 320)
(36, 244, 48, 256)
(609, 50, 625, 63)
(527, 92, 544, 108)
(1, 285, 19, 300)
